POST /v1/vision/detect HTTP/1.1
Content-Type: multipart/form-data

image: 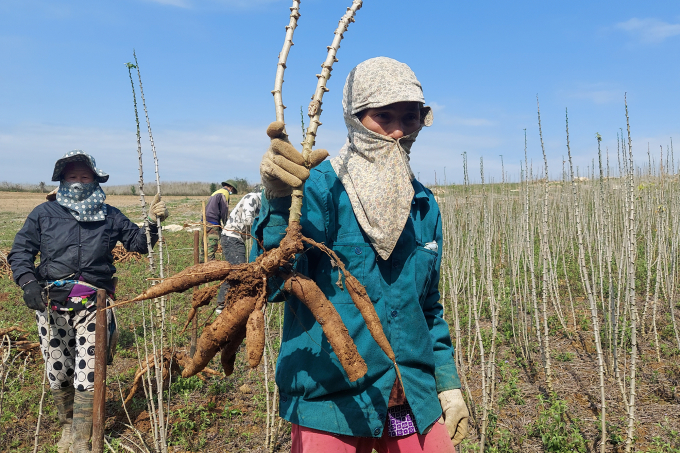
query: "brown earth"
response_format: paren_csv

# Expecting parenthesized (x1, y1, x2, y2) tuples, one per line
(0, 192, 206, 215)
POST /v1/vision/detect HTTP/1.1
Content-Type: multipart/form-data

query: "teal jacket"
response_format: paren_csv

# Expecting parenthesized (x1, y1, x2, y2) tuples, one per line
(252, 161, 460, 438)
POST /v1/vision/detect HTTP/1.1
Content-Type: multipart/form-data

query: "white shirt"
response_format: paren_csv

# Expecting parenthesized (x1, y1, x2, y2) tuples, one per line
(222, 192, 262, 241)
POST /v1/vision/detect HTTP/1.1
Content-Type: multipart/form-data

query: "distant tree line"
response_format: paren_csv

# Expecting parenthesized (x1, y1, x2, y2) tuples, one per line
(0, 178, 258, 196)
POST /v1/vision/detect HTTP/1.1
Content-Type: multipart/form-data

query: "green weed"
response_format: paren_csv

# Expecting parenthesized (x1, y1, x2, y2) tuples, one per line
(554, 351, 574, 362)
(649, 419, 680, 453)
(497, 360, 524, 407)
(528, 394, 586, 452)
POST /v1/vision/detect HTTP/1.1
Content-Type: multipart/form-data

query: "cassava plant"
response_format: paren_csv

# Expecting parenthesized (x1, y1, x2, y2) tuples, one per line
(110, 0, 403, 389)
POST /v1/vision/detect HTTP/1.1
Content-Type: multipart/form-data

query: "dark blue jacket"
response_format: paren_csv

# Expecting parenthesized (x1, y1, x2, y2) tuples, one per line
(9, 201, 157, 298)
(252, 161, 460, 437)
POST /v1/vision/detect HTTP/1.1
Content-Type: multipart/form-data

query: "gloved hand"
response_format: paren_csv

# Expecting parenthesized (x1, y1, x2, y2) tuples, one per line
(260, 121, 328, 199)
(22, 280, 46, 311)
(438, 388, 469, 446)
(148, 193, 169, 222)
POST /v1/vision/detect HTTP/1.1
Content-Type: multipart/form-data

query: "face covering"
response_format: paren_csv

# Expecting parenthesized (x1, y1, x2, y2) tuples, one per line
(330, 57, 433, 260)
(56, 181, 107, 222)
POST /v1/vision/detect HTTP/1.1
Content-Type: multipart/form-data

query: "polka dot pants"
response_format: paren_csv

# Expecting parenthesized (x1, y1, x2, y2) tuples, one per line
(36, 306, 112, 391)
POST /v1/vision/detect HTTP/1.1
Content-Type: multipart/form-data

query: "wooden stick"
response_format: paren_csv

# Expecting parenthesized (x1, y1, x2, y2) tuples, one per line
(92, 289, 108, 453)
(191, 230, 200, 357)
(202, 201, 209, 262)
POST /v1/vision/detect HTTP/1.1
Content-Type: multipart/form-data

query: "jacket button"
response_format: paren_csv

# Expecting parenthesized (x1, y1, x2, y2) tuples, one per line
(374, 427, 381, 436)
(354, 247, 362, 255)
(378, 413, 385, 420)
(391, 310, 398, 318)
(281, 395, 287, 403)
(392, 260, 400, 268)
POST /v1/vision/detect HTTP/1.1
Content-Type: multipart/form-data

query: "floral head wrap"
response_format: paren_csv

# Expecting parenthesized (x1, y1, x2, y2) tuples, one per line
(330, 57, 432, 260)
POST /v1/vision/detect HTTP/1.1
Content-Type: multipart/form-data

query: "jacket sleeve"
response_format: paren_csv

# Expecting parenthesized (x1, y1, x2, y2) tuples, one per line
(8, 208, 41, 287)
(113, 209, 159, 253)
(220, 194, 230, 226)
(422, 210, 461, 392)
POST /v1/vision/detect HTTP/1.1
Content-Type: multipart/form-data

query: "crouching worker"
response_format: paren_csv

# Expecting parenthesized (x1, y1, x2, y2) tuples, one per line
(8, 151, 169, 453)
(255, 57, 469, 452)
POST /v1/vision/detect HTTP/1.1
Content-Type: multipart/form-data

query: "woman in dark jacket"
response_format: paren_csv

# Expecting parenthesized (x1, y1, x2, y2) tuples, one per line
(8, 150, 168, 453)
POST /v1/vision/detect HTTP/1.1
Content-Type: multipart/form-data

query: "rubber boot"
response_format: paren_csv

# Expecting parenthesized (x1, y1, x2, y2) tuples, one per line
(52, 386, 75, 453)
(71, 390, 94, 453)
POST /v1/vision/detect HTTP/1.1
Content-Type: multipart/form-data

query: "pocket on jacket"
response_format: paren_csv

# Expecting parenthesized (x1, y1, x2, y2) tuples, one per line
(414, 247, 437, 305)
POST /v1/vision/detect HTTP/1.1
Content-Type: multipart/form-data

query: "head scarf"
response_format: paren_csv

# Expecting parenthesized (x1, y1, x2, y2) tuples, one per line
(330, 57, 433, 260)
(52, 151, 108, 222)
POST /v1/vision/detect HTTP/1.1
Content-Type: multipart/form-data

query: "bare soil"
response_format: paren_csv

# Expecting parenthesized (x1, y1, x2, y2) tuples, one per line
(0, 192, 206, 215)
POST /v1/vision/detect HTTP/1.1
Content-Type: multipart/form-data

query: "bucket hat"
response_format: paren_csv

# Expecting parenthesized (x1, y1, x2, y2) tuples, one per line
(221, 180, 238, 194)
(51, 150, 109, 183)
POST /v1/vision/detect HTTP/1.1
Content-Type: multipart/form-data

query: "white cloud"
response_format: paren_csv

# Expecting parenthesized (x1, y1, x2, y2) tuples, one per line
(428, 101, 445, 112)
(0, 123, 270, 184)
(450, 116, 495, 127)
(569, 89, 620, 105)
(615, 18, 680, 44)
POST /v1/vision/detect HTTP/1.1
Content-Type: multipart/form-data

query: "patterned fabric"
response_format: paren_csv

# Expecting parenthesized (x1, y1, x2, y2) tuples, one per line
(330, 57, 433, 260)
(51, 150, 109, 183)
(387, 403, 418, 437)
(56, 181, 107, 222)
(223, 192, 262, 240)
(45, 278, 99, 311)
(36, 305, 113, 391)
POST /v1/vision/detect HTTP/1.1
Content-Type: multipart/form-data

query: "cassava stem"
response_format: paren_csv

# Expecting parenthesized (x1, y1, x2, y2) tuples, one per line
(272, 0, 301, 134)
(134, 51, 167, 319)
(289, 0, 363, 224)
(126, 62, 155, 272)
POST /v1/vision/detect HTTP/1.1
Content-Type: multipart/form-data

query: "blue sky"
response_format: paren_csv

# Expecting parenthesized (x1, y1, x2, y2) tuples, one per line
(1, 0, 679, 185)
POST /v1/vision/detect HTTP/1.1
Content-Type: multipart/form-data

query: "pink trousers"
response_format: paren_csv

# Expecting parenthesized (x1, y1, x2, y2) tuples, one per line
(291, 420, 457, 453)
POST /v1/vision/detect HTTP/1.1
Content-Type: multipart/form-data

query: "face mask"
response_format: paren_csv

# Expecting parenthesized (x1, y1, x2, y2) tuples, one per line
(63, 181, 97, 201)
(57, 181, 107, 222)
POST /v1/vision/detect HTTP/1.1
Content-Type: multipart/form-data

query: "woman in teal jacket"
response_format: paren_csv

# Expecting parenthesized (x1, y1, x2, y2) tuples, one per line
(256, 57, 469, 452)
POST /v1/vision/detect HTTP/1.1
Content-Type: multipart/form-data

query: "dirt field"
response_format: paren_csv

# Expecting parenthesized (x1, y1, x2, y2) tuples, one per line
(0, 192, 206, 215)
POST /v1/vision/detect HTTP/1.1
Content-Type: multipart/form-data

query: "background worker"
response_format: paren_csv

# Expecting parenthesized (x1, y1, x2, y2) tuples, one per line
(215, 189, 262, 314)
(199, 180, 237, 262)
(8, 151, 168, 453)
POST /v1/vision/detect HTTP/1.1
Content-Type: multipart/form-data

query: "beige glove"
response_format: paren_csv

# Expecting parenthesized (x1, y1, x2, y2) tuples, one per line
(148, 193, 169, 222)
(260, 121, 328, 199)
(438, 388, 469, 446)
